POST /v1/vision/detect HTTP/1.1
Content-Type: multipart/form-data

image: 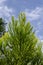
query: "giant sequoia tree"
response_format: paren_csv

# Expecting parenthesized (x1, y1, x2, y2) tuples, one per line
(0, 13, 43, 65)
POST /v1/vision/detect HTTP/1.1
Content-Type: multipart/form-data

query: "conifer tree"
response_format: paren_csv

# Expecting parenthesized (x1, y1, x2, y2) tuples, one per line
(0, 13, 42, 65)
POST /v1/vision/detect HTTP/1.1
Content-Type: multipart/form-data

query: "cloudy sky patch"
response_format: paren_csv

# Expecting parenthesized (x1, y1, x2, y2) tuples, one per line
(0, 0, 43, 40)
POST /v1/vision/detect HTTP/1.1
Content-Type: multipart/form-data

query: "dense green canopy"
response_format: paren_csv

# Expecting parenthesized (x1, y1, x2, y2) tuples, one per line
(0, 13, 43, 65)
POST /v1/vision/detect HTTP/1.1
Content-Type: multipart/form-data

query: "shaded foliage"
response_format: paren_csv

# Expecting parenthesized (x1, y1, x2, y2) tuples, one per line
(0, 18, 6, 37)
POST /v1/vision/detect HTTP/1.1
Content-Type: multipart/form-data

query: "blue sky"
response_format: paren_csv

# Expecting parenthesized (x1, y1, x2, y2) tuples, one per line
(0, 0, 43, 41)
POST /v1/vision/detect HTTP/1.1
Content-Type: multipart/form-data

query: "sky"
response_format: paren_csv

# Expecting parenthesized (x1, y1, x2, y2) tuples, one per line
(0, 0, 43, 41)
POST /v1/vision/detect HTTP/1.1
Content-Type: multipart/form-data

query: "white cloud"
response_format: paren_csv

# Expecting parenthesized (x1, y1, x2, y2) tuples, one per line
(38, 35, 43, 40)
(35, 30, 39, 34)
(0, 0, 15, 19)
(37, 22, 41, 26)
(25, 7, 43, 21)
(0, 6, 13, 18)
(41, 40, 43, 42)
(0, 0, 6, 3)
(35, 22, 42, 31)
(0, 0, 6, 5)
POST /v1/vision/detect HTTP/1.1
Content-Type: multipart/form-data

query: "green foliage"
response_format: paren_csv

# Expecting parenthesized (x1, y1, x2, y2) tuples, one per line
(31, 44, 43, 65)
(0, 18, 6, 37)
(0, 13, 43, 65)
